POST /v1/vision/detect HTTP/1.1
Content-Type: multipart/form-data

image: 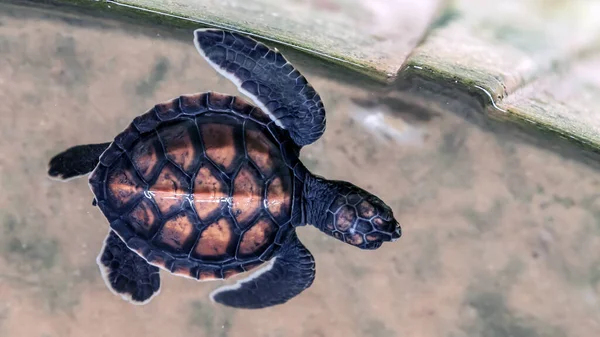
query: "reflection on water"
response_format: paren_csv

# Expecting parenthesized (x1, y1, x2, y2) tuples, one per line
(0, 3, 599, 337)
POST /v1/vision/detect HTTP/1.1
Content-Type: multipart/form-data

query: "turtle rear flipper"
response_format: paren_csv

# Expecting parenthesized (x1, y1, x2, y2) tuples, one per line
(48, 142, 111, 180)
(210, 231, 315, 309)
(194, 29, 326, 147)
(97, 231, 161, 305)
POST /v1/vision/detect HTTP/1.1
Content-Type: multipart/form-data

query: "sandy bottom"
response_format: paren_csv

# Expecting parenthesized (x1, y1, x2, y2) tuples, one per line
(0, 3, 599, 337)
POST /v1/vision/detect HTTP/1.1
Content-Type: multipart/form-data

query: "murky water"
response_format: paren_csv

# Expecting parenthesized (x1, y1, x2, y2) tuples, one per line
(1, 3, 599, 337)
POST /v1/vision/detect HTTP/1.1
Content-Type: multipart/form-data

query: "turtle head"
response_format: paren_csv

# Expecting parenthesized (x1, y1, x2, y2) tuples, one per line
(303, 174, 401, 250)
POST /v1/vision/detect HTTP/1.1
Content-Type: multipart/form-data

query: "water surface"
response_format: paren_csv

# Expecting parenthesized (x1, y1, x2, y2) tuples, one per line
(0, 3, 599, 337)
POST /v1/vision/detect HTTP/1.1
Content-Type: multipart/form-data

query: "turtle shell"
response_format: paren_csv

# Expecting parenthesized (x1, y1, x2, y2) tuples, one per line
(89, 92, 305, 280)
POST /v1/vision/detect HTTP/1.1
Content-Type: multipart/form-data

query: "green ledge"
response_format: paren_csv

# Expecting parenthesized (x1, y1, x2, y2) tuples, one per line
(497, 56, 600, 153)
(19, 0, 600, 153)
(105, 0, 444, 82)
(405, 0, 600, 153)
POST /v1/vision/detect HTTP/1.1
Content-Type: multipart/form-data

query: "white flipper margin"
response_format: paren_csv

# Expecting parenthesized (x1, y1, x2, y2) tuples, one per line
(192, 28, 285, 129)
(209, 257, 277, 303)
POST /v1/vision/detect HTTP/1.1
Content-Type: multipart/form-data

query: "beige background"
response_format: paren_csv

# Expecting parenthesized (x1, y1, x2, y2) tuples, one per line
(0, 3, 599, 337)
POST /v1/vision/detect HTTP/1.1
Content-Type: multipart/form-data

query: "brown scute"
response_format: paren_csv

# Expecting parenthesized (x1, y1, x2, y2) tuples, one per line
(373, 217, 386, 230)
(246, 128, 278, 177)
(366, 233, 382, 242)
(130, 134, 161, 181)
(249, 106, 272, 125)
(127, 198, 158, 238)
(107, 165, 142, 208)
(232, 164, 263, 228)
(194, 218, 233, 258)
(335, 205, 356, 231)
(266, 176, 291, 220)
(159, 120, 199, 174)
(171, 261, 196, 278)
(223, 267, 243, 279)
(198, 270, 220, 281)
(231, 96, 254, 116)
(242, 262, 263, 272)
(150, 165, 190, 215)
(346, 233, 364, 246)
(154, 98, 180, 120)
(171, 267, 196, 278)
(238, 218, 275, 256)
(179, 93, 207, 114)
(193, 162, 227, 220)
(207, 92, 233, 110)
(357, 200, 376, 218)
(172, 265, 193, 278)
(147, 253, 168, 270)
(155, 213, 197, 252)
(201, 123, 237, 171)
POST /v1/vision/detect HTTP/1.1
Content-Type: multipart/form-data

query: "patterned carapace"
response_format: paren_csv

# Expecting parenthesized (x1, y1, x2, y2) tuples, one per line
(89, 92, 303, 280)
(48, 29, 402, 309)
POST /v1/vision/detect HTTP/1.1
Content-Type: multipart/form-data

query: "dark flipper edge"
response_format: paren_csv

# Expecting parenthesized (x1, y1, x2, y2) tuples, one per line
(210, 231, 315, 309)
(48, 142, 111, 180)
(193, 29, 326, 146)
(97, 230, 161, 305)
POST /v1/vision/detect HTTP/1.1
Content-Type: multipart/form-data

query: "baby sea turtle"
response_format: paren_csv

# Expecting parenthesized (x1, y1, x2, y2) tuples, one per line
(47, 29, 401, 309)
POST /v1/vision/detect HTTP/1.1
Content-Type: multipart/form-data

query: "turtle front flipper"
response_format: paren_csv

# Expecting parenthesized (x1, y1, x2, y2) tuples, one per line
(210, 231, 315, 309)
(48, 142, 111, 180)
(193, 29, 326, 147)
(97, 230, 161, 305)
